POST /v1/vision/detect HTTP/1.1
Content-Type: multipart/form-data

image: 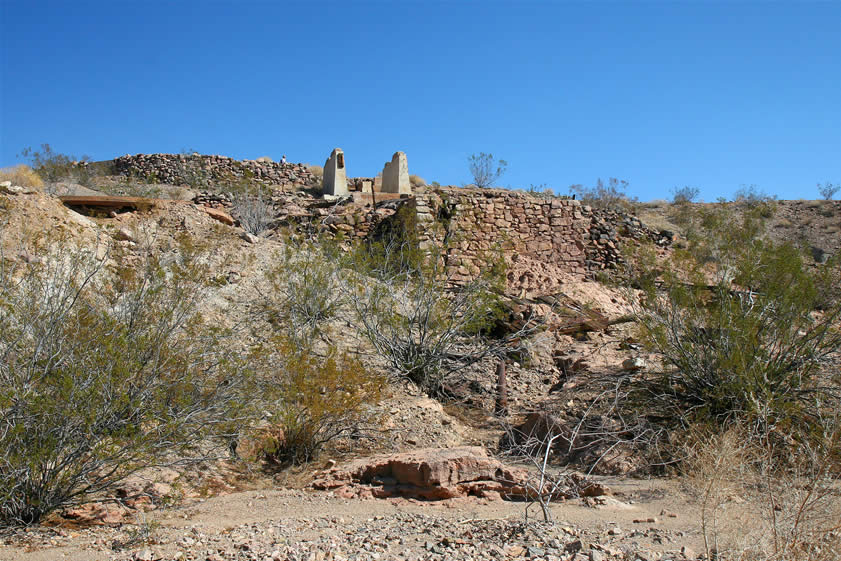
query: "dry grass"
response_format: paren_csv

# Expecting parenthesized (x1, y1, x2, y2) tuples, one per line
(683, 425, 841, 561)
(307, 165, 324, 181)
(0, 165, 44, 189)
(409, 174, 427, 188)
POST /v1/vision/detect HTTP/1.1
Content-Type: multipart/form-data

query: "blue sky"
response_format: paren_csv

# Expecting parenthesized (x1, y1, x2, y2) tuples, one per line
(1, 1, 839, 201)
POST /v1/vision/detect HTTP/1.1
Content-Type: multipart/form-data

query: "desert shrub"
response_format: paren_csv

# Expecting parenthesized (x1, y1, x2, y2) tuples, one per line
(683, 422, 841, 560)
(733, 184, 777, 217)
(344, 233, 522, 396)
(0, 165, 44, 189)
(19, 144, 95, 190)
(467, 152, 507, 189)
(522, 183, 559, 199)
(818, 182, 839, 201)
(569, 178, 638, 213)
(671, 185, 700, 204)
(0, 231, 252, 526)
(254, 337, 384, 465)
(632, 205, 841, 440)
(409, 174, 427, 188)
(260, 236, 345, 340)
(230, 185, 274, 235)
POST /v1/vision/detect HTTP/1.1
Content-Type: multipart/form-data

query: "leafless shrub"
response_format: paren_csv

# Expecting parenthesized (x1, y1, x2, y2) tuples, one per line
(683, 420, 841, 561)
(671, 185, 700, 204)
(409, 174, 427, 188)
(231, 186, 274, 235)
(499, 421, 570, 522)
(468, 153, 508, 189)
(0, 165, 44, 189)
(818, 182, 839, 201)
(307, 164, 324, 181)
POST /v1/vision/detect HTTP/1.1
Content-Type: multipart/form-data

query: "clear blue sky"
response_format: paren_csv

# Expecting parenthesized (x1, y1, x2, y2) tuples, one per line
(1, 1, 839, 201)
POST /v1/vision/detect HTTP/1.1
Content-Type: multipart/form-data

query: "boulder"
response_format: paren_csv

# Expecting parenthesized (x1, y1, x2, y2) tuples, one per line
(622, 357, 646, 371)
(202, 206, 235, 226)
(313, 446, 529, 500)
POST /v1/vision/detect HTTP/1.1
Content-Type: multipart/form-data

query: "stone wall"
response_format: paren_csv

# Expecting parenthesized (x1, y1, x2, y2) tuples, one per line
(412, 188, 668, 294)
(111, 153, 316, 190)
(191, 183, 668, 295)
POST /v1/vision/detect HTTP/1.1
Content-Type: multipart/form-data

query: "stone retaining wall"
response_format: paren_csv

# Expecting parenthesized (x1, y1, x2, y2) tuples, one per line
(111, 153, 317, 190)
(198, 184, 668, 295)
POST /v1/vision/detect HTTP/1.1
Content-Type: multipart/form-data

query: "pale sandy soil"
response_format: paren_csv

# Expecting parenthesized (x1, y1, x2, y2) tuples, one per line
(1, 477, 706, 561)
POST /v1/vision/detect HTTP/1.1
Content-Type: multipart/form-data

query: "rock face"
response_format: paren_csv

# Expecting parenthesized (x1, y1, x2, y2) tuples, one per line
(381, 151, 411, 194)
(322, 148, 349, 196)
(313, 446, 529, 500)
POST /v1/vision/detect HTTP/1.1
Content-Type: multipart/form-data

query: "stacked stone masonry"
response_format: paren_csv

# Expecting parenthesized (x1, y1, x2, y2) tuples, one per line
(414, 188, 589, 293)
(189, 185, 667, 294)
(111, 153, 317, 190)
(104, 151, 669, 291)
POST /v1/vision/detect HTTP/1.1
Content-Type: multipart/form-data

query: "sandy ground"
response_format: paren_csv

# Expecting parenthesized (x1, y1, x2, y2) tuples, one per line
(1, 476, 706, 561)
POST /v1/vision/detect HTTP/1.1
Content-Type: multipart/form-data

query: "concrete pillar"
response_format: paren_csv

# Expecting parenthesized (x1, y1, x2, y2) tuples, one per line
(381, 151, 411, 194)
(322, 148, 348, 196)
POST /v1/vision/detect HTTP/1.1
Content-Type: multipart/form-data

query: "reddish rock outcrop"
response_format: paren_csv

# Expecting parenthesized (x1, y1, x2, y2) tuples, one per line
(312, 446, 605, 502)
(313, 446, 525, 500)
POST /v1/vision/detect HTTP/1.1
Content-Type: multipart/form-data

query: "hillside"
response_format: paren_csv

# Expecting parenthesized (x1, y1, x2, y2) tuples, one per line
(1, 157, 839, 561)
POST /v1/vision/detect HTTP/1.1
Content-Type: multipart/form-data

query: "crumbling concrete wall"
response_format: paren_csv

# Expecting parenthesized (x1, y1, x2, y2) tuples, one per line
(322, 148, 349, 197)
(381, 152, 411, 194)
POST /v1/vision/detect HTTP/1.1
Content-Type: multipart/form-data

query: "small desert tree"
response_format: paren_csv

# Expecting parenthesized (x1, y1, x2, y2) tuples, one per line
(0, 231, 252, 526)
(468, 152, 508, 189)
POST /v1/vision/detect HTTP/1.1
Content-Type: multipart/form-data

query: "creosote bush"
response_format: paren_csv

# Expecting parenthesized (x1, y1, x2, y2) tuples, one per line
(260, 235, 345, 341)
(19, 144, 97, 190)
(818, 181, 839, 201)
(0, 231, 252, 526)
(569, 177, 638, 213)
(253, 337, 385, 466)
(671, 185, 700, 204)
(467, 152, 507, 189)
(631, 204, 841, 443)
(344, 231, 519, 397)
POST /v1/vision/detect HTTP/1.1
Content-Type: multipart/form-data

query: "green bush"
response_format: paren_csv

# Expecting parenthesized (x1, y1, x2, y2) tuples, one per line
(632, 205, 841, 438)
(253, 337, 384, 466)
(260, 236, 345, 341)
(569, 178, 638, 213)
(19, 144, 96, 189)
(345, 231, 519, 396)
(0, 232, 251, 526)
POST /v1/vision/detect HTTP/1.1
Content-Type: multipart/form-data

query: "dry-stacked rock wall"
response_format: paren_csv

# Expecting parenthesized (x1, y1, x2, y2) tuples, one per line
(413, 188, 591, 294)
(191, 184, 666, 294)
(111, 153, 316, 189)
